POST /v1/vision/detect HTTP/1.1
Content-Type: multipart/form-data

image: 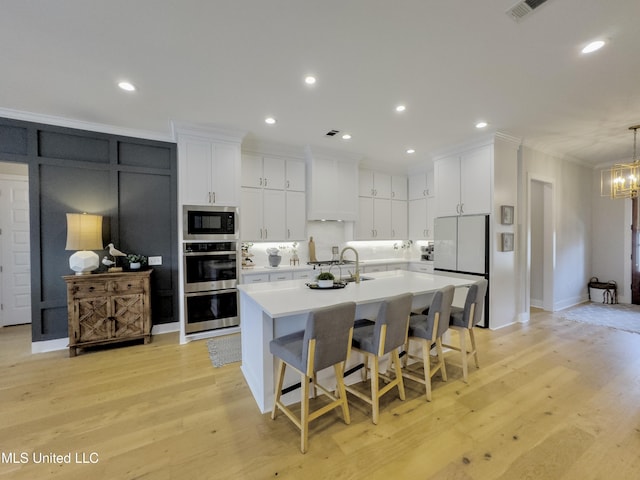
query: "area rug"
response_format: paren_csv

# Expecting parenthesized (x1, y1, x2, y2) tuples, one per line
(207, 334, 242, 367)
(557, 302, 640, 335)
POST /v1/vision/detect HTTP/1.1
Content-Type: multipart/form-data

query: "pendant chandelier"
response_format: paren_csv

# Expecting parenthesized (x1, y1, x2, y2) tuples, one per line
(601, 125, 640, 199)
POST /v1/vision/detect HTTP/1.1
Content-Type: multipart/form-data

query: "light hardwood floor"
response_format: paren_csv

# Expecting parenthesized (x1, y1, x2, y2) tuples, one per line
(1, 310, 640, 479)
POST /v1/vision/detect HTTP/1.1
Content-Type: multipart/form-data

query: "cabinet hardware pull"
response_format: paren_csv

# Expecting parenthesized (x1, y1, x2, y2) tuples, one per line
(287, 229, 291, 239)
(286, 180, 290, 188)
(259, 177, 263, 186)
(265, 228, 268, 238)
(212, 192, 216, 203)
(460, 203, 464, 214)
(264, 178, 268, 187)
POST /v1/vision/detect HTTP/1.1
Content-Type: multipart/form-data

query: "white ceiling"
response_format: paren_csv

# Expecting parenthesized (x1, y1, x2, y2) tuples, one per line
(1, 0, 639, 171)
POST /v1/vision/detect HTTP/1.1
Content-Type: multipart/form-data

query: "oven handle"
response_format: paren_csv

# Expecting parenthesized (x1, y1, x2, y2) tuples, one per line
(183, 251, 237, 256)
(185, 288, 238, 298)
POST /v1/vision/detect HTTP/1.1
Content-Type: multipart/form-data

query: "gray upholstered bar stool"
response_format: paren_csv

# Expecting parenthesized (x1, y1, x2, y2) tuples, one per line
(402, 285, 454, 401)
(269, 301, 356, 453)
(345, 293, 413, 424)
(442, 279, 488, 383)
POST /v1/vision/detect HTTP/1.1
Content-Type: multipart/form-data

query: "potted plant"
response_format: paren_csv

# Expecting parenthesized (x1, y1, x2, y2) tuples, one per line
(316, 271, 335, 288)
(126, 254, 147, 270)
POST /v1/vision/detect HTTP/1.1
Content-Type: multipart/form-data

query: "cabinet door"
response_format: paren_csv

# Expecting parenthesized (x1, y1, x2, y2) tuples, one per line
(359, 170, 375, 197)
(262, 189, 286, 240)
(460, 145, 492, 215)
(373, 198, 392, 238)
(426, 197, 435, 239)
(357, 197, 375, 239)
(426, 170, 434, 197)
(211, 142, 240, 205)
(374, 172, 392, 199)
(391, 200, 407, 239)
(434, 156, 461, 217)
(335, 160, 358, 220)
(263, 157, 286, 190)
(286, 160, 305, 191)
(76, 297, 110, 342)
(241, 154, 263, 188)
(112, 294, 145, 338)
(408, 198, 427, 239)
(240, 188, 263, 240)
(391, 175, 407, 200)
(408, 173, 426, 200)
(180, 138, 213, 205)
(286, 191, 306, 240)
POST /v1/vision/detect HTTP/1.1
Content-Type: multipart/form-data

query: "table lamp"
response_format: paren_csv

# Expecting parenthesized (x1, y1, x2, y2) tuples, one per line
(65, 213, 103, 275)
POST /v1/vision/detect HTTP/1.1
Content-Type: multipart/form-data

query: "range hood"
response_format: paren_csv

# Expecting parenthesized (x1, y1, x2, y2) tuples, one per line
(304, 146, 360, 222)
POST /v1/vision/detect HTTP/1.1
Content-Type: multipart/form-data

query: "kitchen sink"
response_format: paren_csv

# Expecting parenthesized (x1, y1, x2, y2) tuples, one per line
(341, 276, 374, 283)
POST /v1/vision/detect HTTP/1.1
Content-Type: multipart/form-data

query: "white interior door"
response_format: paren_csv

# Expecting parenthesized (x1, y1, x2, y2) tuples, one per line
(0, 176, 31, 326)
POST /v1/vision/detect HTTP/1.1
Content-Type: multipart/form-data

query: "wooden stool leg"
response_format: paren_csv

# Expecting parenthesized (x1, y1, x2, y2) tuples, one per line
(371, 355, 380, 424)
(422, 340, 432, 402)
(334, 363, 351, 424)
(469, 328, 479, 368)
(436, 338, 447, 382)
(300, 372, 310, 454)
(272, 360, 286, 420)
(392, 349, 405, 400)
(459, 329, 469, 383)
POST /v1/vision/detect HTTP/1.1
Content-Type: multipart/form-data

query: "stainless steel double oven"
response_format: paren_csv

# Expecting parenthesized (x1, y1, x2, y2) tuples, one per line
(183, 206, 239, 334)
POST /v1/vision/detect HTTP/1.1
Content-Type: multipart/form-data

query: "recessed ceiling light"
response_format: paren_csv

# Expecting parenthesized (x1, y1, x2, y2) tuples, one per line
(406, 148, 415, 154)
(582, 40, 605, 54)
(395, 105, 406, 112)
(304, 75, 317, 85)
(118, 81, 136, 92)
(342, 134, 351, 140)
(476, 121, 488, 129)
(265, 117, 277, 125)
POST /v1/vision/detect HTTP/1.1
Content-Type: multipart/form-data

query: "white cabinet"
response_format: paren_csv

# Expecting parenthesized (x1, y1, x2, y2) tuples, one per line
(285, 191, 306, 240)
(178, 135, 241, 206)
(357, 197, 392, 239)
(292, 270, 314, 280)
(242, 272, 270, 284)
(408, 197, 434, 240)
(305, 148, 358, 221)
(242, 154, 304, 191)
(391, 200, 407, 239)
(241, 188, 286, 240)
(408, 171, 434, 200)
(391, 175, 408, 200)
(409, 262, 434, 274)
(241, 154, 306, 241)
(434, 144, 492, 217)
(269, 271, 293, 282)
(359, 170, 391, 198)
(362, 264, 387, 273)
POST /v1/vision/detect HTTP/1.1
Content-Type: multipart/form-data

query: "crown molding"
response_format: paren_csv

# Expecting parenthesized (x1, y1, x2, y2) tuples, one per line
(0, 107, 173, 142)
(170, 120, 246, 144)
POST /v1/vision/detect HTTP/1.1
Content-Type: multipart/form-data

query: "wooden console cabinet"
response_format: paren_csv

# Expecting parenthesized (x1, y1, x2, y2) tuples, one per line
(64, 270, 152, 357)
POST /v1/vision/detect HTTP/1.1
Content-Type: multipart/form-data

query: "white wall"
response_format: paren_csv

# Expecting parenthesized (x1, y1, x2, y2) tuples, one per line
(591, 169, 630, 302)
(521, 146, 592, 312)
(530, 180, 544, 306)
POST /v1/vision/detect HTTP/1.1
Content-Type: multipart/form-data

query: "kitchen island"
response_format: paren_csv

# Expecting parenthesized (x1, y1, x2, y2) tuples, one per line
(238, 270, 473, 413)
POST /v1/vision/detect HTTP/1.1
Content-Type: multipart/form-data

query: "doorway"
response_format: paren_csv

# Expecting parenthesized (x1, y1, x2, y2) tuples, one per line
(0, 162, 30, 327)
(632, 198, 640, 304)
(528, 177, 555, 312)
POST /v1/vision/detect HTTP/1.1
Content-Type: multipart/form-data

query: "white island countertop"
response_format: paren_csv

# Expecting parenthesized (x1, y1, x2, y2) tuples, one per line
(237, 270, 472, 318)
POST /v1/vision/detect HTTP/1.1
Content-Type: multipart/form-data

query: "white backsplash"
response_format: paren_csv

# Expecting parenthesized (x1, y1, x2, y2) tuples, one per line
(244, 221, 427, 268)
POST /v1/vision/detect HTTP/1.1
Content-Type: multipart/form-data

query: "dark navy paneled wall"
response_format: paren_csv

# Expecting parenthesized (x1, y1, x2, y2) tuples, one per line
(0, 117, 178, 342)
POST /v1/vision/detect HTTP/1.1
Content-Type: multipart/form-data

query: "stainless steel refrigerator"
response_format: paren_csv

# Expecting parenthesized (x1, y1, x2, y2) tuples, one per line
(434, 214, 489, 327)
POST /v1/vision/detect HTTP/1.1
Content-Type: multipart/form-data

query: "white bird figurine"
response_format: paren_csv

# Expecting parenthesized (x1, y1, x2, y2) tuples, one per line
(102, 256, 115, 267)
(107, 243, 127, 257)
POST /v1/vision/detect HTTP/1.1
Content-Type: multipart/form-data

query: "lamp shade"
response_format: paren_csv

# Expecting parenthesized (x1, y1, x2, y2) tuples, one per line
(65, 213, 103, 251)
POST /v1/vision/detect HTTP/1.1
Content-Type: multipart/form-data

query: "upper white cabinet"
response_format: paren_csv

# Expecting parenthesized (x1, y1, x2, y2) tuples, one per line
(305, 147, 358, 221)
(177, 132, 243, 206)
(434, 144, 492, 217)
(357, 169, 407, 240)
(408, 197, 434, 240)
(241, 155, 305, 191)
(391, 175, 408, 200)
(359, 170, 392, 199)
(240, 152, 306, 241)
(408, 171, 434, 200)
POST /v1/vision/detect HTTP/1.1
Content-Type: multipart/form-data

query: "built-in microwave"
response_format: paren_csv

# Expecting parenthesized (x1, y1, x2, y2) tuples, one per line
(183, 205, 238, 240)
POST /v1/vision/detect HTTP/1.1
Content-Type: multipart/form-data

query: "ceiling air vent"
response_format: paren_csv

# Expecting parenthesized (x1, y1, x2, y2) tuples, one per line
(325, 129, 340, 137)
(506, 0, 550, 22)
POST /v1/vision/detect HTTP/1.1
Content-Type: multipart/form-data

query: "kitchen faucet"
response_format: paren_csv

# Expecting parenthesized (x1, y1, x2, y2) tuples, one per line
(339, 246, 360, 283)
